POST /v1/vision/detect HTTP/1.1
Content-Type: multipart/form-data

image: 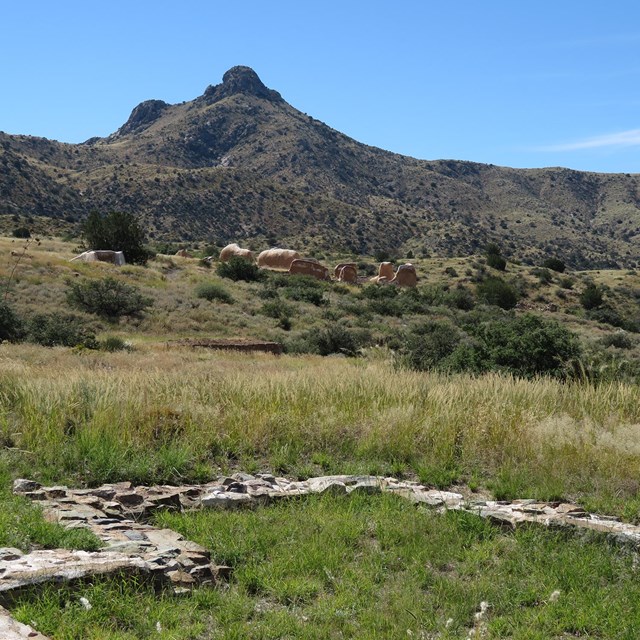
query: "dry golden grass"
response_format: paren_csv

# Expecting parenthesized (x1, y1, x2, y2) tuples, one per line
(1, 342, 640, 516)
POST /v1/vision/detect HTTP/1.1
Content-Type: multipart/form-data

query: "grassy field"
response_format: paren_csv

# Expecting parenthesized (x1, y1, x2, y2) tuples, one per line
(2, 345, 640, 517)
(10, 493, 640, 639)
(3, 235, 640, 637)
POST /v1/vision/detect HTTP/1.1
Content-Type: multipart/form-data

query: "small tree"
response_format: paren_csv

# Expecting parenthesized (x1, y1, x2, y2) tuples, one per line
(580, 284, 603, 310)
(26, 313, 98, 349)
(216, 257, 263, 282)
(12, 227, 31, 239)
(67, 277, 152, 319)
(0, 301, 24, 342)
(542, 257, 566, 273)
(477, 277, 519, 310)
(485, 243, 506, 271)
(82, 211, 149, 265)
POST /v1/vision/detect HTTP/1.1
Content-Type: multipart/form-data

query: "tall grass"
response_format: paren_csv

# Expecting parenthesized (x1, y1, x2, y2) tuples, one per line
(1, 344, 640, 515)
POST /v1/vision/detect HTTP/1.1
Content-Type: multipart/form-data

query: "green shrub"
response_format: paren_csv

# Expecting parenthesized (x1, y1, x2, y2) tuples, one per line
(542, 257, 566, 273)
(0, 301, 24, 342)
(400, 314, 581, 379)
(99, 336, 132, 352)
(288, 325, 370, 356)
(486, 253, 507, 271)
(26, 313, 98, 349)
(67, 278, 152, 319)
(278, 275, 328, 306)
(477, 277, 519, 309)
(472, 314, 581, 379)
(399, 321, 462, 371)
(284, 285, 327, 306)
(533, 268, 553, 284)
(368, 297, 403, 316)
(599, 332, 634, 350)
(216, 257, 263, 282)
(361, 284, 398, 300)
(558, 276, 574, 289)
(444, 287, 475, 311)
(587, 306, 624, 328)
(11, 227, 31, 239)
(580, 284, 604, 310)
(261, 300, 295, 320)
(195, 282, 233, 304)
(314, 325, 369, 356)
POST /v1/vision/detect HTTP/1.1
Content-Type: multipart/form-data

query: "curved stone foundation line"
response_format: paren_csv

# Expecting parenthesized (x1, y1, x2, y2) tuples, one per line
(3, 473, 640, 638)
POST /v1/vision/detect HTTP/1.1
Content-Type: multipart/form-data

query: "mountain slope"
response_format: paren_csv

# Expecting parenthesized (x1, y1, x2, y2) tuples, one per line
(1, 65, 640, 267)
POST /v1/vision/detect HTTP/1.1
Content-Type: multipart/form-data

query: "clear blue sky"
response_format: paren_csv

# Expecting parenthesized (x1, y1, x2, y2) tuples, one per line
(2, 1, 640, 173)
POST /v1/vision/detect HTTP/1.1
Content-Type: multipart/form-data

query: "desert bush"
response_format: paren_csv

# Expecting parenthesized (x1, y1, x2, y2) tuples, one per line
(0, 301, 24, 342)
(587, 306, 624, 328)
(100, 336, 132, 352)
(278, 275, 328, 306)
(542, 257, 566, 273)
(444, 287, 475, 311)
(216, 257, 263, 282)
(26, 313, 98, 349)
(399, 320, 462, 372)
(533, 268, 553, 284)
(67, 277, 152, 319)
(195, 282, 233, 304)
(11, 227, 31, 239)
(400, 314, 580, 379)
(471, 314, 581, 379)
(288, 324, 370, 356)
(580, 284, 604, 310)
(261, 300, 295, 320)
(558, 276, 574, 289)
(600, 332, 634, 350)
(486, 253, 507, 271)
(477, 277, 519, 310)
(361, 284, 398, 300)
(368, 297, 403, 316)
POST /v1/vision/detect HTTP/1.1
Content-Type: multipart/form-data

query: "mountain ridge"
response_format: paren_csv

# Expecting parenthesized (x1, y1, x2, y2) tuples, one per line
(1, 66, 639, 268)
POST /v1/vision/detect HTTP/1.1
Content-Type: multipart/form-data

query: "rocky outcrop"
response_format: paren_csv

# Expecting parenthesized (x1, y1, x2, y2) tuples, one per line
(202, 66, 283, 104)
(114, 99, 169, 137)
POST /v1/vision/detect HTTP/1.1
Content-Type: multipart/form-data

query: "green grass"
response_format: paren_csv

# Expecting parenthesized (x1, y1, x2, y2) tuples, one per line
(0, 463, 101, 552)
(2, 347, 640, 516)
(10, 493, 640, 638)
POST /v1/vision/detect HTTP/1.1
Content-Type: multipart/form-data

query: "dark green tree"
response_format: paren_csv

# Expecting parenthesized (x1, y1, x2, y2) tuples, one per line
(67, 277, 152, 319)
(580, 284, 604, 310)
(82, 211, 149, 265)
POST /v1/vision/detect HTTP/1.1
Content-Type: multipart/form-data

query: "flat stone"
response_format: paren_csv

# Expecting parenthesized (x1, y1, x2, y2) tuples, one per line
(115, 493, 145, 507)
(201, 492, 253, 509)
(167, 570, 195, 585)
(0, 549, 23, 562)
(231, 472, 255, 482)
(12, 479, 41, 493)
(87, 488, 117, 500)
(347, 481, 382, 495)
(0, 605, 50, 639)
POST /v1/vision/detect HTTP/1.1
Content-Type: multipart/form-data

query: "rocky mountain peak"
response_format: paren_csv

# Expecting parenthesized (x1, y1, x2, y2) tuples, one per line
(115, 99, 169, 137)
(202, 66, 283, 103)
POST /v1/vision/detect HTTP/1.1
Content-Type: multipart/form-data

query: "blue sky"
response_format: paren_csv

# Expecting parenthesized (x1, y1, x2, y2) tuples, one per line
(2, 1, 640, 173)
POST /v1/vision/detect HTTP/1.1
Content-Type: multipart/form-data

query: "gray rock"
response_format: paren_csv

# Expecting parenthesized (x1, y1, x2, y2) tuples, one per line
(201, 492, 252, 509)
(12, 479, 41, 493)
